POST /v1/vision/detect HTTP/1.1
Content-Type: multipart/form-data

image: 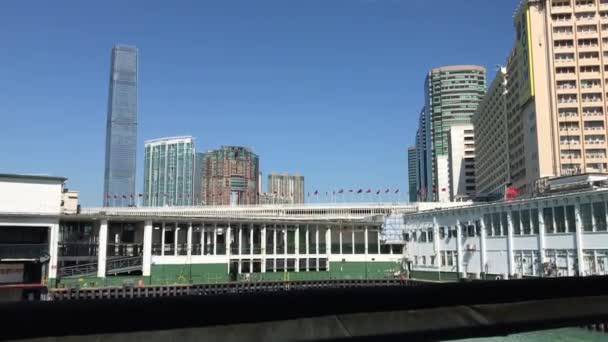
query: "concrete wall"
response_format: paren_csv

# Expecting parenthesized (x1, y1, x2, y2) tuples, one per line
(0, 176, 63, 215)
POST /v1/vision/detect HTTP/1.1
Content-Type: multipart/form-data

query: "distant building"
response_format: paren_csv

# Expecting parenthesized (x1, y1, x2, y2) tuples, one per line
(259, 192, 291, 205)
(61, 189, 79, 214)
(143, 136, 195, 206)
(103, 45, 138, 207)
(267, 173, 305, 204)
(447, 125, 476, 202)
(200, 146, 259, 205)
(408, 147, 417, 202)
(415, 107, 429, 201)
(423, 65, 486, 202)
(193, 152, 205, 205)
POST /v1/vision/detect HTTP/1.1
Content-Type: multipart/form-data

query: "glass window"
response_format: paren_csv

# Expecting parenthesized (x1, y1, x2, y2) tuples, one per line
(531, 208, 539, 234)
(593, 202, 607, 231)
(493, 213, 501, 236)
(512, 211, 521, 235)
(555, 207, 566, 233)
(566, 206, 576, 233)
(521, 210, 531, 235)
(428, 230, 434, 242)
(501, 212, 509, 235)
(543, 208, 554, 233)
(484, 215, 493, 236)
(581, 203, 593, 232)
(439, 227, 446, 239)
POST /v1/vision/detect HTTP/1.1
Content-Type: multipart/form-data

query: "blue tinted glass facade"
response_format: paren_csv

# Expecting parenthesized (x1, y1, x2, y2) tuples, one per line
(103, 45, 138, 207)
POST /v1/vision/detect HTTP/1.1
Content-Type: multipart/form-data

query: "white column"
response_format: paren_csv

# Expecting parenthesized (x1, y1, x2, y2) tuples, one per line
(161, 222, 166, 256)
(250, 223, 254, 255)
(174, 225, 180, 256)
(238, 224, 243, 255)
(506, 212, 515, 278)
(315, 227, 319, 255)
(48, 223, 59, 280)
(187, 223, 193, 257)
(226, 224, 231, 257)
(479, 217, 487, 276)
(213, 224, 218, 255)
(364, 226, 369, 255)
(538, 207, 546, 265)
(143, 221, 153, 277)
(325, 225, 331, 255)
(574, 203, 586, 276)
(433, 217, 440, 267)
(351, 226, 355, 254)
(273, 226, 277, 255)
(305, 225, 310, 255)
(339, 228, 343, 254)
(97, 220, 108, 278)
(455, 220, 463, 279)
(261, 225, 267, 273)
(295, 225, 300, 272)
(283, 225, 287, 254)
(200, 225, 205, 255)
(377, 227, 381, 254)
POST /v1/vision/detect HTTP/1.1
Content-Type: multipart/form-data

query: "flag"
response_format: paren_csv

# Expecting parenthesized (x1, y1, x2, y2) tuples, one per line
(307, 192, 310, 197)
(332, 191, 335, 195)
(338, 189, 344, 194)
(385, 188, 390, 193)
(138, 193, 143, 197)
(357, 189, 362, 194)
(349, 189, 354, 193)
(395, 188, 400, 194)
(122, 194, 127, 199)
(441, 188, 446, 192)
(130, 194, 134, 198)
(314, 190, 318, 195)
(376, 190, 380, 195)
(506, 186, 518, 201)
(113, 195, 117, 199)
(366, 189, 371, 193)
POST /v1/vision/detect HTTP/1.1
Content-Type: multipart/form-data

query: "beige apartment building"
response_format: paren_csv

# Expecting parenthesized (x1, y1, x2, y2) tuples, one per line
(475, 0, 608, 197)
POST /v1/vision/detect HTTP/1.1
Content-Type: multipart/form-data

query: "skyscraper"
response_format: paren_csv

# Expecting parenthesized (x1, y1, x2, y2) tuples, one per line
(143, 136, 195, 207)
(423, 65, 486, 202)
(200, 146, 260, 205)
(193, 152, 205, 205)
(407, 147, 418, 203)
(103, 45, 138, 207)
(267, 173, 305, 204)
(415, 107, 428, 201)
(447, 125, 476, 201)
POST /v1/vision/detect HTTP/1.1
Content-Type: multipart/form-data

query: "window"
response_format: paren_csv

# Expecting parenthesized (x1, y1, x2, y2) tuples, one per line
(566, 205, 576, 232)
(531, 208, 539, 234)
(581, 203, 593, 231)
(439, 227, 446, 239)
(544, 208, 554, 233)
(593, 202, 607, 231)
(512, 211, 521, 235)
(428, 230, 434, 242)
(555, 206, 566, 233)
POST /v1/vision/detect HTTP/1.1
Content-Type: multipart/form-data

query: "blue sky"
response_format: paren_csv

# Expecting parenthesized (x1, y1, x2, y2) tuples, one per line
(1, 0, 518, 206)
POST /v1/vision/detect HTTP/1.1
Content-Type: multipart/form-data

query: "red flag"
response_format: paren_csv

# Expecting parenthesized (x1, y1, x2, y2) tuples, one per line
(349, 189, 354, 193)
(366, 188, 371, 193)
(506, 186, 518, 201)
(441, 188, 446, 192)
(385, 188, 390, 193)
(338, 189, 344, 194)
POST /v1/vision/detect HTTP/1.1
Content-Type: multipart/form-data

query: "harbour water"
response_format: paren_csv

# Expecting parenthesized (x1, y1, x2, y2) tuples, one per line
(453, 327, 607, 341)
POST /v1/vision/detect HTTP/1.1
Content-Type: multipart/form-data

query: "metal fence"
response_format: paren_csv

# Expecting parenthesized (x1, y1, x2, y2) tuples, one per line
(0, 244, 48, 260)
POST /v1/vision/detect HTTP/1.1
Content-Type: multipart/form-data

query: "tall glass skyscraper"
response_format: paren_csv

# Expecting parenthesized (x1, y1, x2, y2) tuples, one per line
(103, 45, 138, 207)
(143, 136, 195, 207)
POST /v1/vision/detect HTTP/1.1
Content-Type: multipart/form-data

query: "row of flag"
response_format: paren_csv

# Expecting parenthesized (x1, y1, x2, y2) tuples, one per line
(307, 188, 399, 197)
(105, 193, 191, 199)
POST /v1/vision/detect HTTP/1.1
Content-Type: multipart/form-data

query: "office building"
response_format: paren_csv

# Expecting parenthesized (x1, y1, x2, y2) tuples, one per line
(415, 107, 429, 201)
(193, 152, 205, 205)
(143, 136, 195, 207)
(103, 45, 138, 207)
(447, 125, 476, 201)
(423, 65, 486, 202)
(200, 146, 260, 205)
(408, 147, 418, 202)
(472, 67, 510, 197)
(267, 173, 305, 204)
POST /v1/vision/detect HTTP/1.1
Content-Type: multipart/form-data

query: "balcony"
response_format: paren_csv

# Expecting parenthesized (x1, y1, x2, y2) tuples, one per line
(0, 244, 48, 260)
(552, 5, 573, 15)
(578, 58, 601, 65)
(601, 1, 608, 9)
(578, 44, 600, 53)
(577, 29, 599, 38)
(555, 73, 577, 81)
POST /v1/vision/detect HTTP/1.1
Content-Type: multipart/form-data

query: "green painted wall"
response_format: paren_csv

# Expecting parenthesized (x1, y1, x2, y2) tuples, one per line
(410, 270, 459, 282)
(53, 276, 151, 288)
(151, 263, 229, 285)
(329, 261, 398, 280)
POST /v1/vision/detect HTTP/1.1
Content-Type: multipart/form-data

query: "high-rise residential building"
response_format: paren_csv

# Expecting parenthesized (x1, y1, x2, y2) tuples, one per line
(103, 45, 138, 207)
(475, 0, 608, 196)
(200, 146, 259, 205)
(193, 152, 205, 205)
(415, 107, 429, 201)
(423, 65, 486, 202)
(267, 173, 305, 204)
(408, 146, 418, 202)
(447, 125, 476, 202)
(473, 67, 510, 197)
(143, 136, 195, 207)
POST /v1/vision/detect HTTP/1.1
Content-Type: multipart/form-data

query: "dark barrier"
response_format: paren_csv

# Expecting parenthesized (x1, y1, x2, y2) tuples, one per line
(2, 276, 608, 341)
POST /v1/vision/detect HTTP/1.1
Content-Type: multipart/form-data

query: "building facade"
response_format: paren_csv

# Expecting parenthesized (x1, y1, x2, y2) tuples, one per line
(193, 152, 205, 205)
(143, 136, 195, 207)
(408, 147, 418, 202)
(423, 65, 486, 202)
(447, 124, 476, 201)
(267, 173, 305, 204)
(416, 107, 429, 201)
(103, 45, 138, 207)
(200, 146, 260, 206)
(473, 67, 510, 197)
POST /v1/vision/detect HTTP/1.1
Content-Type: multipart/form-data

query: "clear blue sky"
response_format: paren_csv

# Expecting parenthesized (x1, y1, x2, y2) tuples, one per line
(1, 0, 519, 206)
